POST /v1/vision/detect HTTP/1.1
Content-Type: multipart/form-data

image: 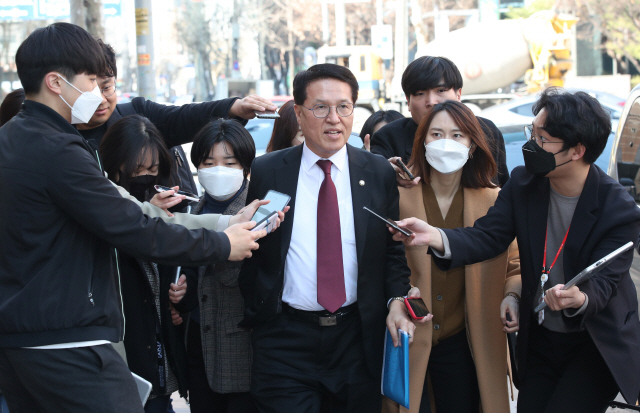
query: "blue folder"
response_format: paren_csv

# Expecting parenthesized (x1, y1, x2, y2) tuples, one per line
(381, 328, 410, 409)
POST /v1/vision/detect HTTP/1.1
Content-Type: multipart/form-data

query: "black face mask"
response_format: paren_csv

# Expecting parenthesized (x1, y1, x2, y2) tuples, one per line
(127, 174, 157, 203)
(522, 139, 571, 178)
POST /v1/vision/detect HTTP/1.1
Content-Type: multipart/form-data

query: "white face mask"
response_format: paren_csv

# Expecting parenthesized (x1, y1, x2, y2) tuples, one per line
(424, 139, 471, 175)
(57, 75, 103, 124)
(198, 166, 245, 201)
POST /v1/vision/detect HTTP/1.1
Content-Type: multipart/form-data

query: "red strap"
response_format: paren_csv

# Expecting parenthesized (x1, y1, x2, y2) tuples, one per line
(542, 224, 570, 274)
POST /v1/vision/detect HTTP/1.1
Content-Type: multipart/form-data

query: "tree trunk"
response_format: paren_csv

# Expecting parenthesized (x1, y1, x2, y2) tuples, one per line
(70, 0, 104, 39)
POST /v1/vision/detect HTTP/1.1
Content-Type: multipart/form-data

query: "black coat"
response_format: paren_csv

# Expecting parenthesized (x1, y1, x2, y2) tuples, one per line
(370, 116, 510, 187)
(238, 144, 412, 377)
(432, 165, 640, 404)
(0, 101, 231, 347)
(120, 254, 189, 398)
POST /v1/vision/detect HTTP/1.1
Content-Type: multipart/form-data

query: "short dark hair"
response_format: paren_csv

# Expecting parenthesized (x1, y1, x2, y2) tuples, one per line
(99, 115, 176, 190)
(15, 23, 106, 94)
(408, 100, 496, 189)
(0, 89, 25, 126)
(532, 88, 611, 164)
(97, 38, 117, 78)
(359, 110, 404, 139)
(267, 100, 298, 153)
(401, 56, 463, 99)
(293, 64, 358, 105)
(190, 119, 256, 179)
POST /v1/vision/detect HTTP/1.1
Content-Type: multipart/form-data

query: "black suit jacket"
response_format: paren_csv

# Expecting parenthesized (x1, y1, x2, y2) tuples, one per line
(370, 116, 510, 187)
(238, 144, 412, 377)
(432, 165, 640, 403)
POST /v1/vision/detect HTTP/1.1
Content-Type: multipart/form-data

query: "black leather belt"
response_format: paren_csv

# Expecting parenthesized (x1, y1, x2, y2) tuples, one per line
(282, 302, 358, 327)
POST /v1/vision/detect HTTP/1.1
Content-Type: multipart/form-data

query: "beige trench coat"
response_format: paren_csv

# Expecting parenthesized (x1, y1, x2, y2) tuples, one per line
(383, 184, 521, 413)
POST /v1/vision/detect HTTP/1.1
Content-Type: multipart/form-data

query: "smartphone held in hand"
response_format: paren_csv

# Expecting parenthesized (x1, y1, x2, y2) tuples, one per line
(250, 190, 291, 232)
(395, 159, 415, 181)
(154, 185, 200, 202)
(404, 297, 430, 320)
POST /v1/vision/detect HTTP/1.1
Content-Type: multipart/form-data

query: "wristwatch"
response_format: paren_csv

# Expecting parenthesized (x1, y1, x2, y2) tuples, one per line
(388, 296, 405, 309)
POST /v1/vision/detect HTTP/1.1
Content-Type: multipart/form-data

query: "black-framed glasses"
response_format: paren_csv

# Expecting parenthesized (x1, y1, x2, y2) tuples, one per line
(100, 84, 116, 98)
(300, 103, 355, 118)
(524, 125, 563, 148)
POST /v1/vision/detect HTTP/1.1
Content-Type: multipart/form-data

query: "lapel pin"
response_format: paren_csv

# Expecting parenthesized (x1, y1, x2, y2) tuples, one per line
(359, 180, 365, 186)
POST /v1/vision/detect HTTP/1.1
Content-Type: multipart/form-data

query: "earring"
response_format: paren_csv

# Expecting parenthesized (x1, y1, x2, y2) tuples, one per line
(469, 152, 473, 159)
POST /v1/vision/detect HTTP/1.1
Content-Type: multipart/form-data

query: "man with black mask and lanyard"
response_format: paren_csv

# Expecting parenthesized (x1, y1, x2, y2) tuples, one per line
(389, 88, 640, 413)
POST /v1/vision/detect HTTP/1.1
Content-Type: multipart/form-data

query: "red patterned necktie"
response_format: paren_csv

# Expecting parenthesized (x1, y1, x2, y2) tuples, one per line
(316, 160, 346, 313)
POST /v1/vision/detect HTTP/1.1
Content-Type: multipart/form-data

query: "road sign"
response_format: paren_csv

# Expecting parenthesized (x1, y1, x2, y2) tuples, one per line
(371, 24, 393, 60)
(0, 0, 121, 21)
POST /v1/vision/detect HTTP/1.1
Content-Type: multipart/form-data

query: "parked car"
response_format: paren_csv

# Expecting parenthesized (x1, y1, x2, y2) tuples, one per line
(499, 123, 614, 175)
(481, 89, 625, 130)
(607, 84, 640, 200)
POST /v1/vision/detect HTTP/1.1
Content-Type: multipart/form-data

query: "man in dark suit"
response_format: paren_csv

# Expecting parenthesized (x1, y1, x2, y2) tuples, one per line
(370, 56, 509, 188)
(239, 64, 428, 412)
(392, 88, 640, 412)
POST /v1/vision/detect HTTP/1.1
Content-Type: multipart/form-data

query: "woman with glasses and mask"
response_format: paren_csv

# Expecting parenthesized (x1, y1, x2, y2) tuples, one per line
(383, 100, 521, 413)
(176, 119, 259, 413)
(99, 115, 191, 413)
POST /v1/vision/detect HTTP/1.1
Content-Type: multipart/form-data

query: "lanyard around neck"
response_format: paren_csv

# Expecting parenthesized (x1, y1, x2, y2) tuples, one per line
(542, 224, 570, 276)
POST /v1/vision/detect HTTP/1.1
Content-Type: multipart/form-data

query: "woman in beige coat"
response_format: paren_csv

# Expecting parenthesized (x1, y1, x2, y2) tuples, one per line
(383, 100, 520, 413)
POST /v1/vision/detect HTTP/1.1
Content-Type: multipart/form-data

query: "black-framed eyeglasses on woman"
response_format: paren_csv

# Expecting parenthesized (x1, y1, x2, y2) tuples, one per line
(300, 103, 355, 118)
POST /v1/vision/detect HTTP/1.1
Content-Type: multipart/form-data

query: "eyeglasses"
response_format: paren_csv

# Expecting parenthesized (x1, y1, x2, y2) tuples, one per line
(300, 103, 355, 118)
(524, 125, 563, 148)
(100, 84, 116, 98)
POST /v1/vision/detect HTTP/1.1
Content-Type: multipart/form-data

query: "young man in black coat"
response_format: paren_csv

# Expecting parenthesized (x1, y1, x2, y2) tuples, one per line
(0, 23, 266, 413)
(370, 56, 509, 188)
(392, 88, 640, 412)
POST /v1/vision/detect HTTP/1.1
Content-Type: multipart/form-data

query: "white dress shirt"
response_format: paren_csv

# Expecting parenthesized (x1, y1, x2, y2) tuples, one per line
(282, 144, 358, 311)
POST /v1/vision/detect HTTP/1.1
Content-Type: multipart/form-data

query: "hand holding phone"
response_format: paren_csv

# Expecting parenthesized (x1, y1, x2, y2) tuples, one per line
(404, 297, 430, 320)
(250, 190, 291, 232)
(363, 206, 413, 237)
(255, 109, 280, 119)
(154, 185, 199, 202)
(395, 159, 415, 180)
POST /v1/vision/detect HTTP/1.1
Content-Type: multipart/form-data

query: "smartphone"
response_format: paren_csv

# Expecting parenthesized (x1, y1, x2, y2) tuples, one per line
(255, 109, 280, 119)
(154, 185, 199, 202)
(395, 158, 415, 180)
(250, 190, 291, 232)
(404, 297, 430, 319)
(173, 266, 181, 285)
(362, 206, 412, 237)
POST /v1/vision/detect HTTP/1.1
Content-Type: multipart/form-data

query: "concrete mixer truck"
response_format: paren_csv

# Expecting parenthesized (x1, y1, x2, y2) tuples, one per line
(412, 10, 577, 110)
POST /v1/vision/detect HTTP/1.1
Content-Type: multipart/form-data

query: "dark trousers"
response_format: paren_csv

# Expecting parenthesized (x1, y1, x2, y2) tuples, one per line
(517, 321, 619, 413)
(0, 344, 143, 413)
(250, 309, 380, 413)
(187, 319, 258, 413)
(419, 329, 480, 413)
(144, 395, 171, 413)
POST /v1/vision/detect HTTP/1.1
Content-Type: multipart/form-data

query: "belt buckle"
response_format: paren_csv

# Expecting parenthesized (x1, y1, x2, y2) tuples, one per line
(319, 315, 337, 326)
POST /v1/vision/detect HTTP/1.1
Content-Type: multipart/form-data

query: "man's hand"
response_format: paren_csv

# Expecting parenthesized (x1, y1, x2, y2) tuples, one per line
(224, 221, 265, 261)
(389, 217, 444, 251)
(500, 296, 519, 333)
(228, 95, 277, 119)
(386, 287, 432, 348)
(150, 186, 185, 217)
(544, 284, 586, 311)
(169, 303, 183, 326)
(229, 199, 290, 232)
(169, 274, 187, 304)
(389, 157, 420, 188)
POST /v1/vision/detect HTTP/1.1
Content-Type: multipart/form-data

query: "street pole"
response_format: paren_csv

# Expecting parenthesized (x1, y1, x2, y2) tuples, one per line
(134, 0, 156, 100)
(376, 0, 383, 26)
(322, 1, 329, 46)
